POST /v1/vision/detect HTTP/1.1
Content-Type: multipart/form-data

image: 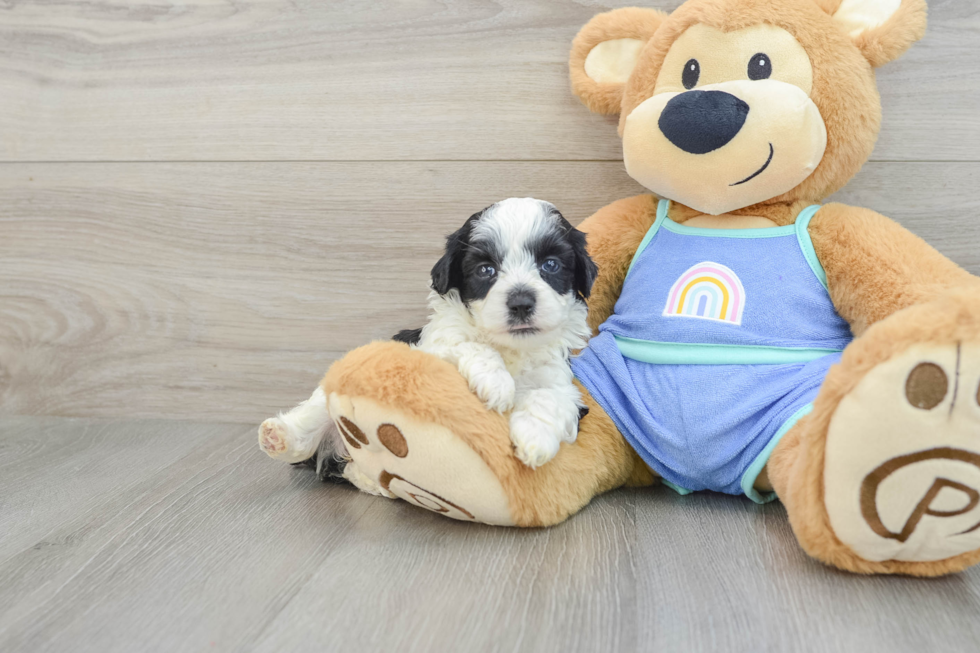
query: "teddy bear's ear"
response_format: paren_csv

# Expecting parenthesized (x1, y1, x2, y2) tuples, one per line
(830, 0, 927, 67)
(570, 8, 668, 115)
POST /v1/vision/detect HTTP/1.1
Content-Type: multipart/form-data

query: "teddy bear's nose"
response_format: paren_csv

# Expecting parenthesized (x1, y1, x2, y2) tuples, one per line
(658, 90, 750, 155)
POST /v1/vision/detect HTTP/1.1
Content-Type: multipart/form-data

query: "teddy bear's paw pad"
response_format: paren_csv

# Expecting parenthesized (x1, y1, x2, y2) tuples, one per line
(258, 418, 289, 457)
(326, 393, 515, 525)
(825, 343, 980, 563)
(509, 410, 562, 468)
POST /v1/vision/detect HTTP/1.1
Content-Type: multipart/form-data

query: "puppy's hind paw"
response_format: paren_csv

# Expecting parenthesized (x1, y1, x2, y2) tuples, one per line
(258, 418, 289, 457)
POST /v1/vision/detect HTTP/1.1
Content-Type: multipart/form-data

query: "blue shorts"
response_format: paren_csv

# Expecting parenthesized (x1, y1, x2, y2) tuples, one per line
(572, 330, 838, 503)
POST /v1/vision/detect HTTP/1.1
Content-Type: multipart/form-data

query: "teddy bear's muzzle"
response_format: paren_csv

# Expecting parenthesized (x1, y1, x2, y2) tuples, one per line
(622, 79, 827, 215)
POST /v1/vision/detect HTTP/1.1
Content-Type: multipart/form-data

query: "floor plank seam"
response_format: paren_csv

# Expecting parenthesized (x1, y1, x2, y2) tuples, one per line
(244, 498, 381, 650)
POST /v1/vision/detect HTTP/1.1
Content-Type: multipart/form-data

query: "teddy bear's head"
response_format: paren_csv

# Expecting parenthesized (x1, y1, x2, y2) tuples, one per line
(570, 0, 926, 216)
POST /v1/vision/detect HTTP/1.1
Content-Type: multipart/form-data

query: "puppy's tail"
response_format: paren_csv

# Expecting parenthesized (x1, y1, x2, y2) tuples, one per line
(392, 327, 423, 346)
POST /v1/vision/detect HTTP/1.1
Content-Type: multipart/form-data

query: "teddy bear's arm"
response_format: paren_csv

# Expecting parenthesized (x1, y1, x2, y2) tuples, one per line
(575, 194, 659, 333)
(808, 202, 980, 337)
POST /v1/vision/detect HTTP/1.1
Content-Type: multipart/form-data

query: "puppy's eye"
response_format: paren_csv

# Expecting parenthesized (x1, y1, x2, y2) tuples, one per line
(476, 264, 496, 279)
(748, 53, 771, 80)
(682, 59, 700, 89)
(540, 258, 561, 274)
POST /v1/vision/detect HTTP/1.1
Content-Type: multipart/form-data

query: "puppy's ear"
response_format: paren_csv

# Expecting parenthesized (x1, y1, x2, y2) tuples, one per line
(430, 214, 476, 295)
(569, 227, 599, 301)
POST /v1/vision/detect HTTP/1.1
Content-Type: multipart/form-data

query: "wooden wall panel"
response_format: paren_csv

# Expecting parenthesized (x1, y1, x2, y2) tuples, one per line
(2, 0, 979, 422)
(1, 161, 977, 423)
(0, 0, 977, 162)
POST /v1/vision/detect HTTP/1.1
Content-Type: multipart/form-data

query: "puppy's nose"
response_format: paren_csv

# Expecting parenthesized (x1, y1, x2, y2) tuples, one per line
(506, 289, 536, 322)
(658, 90, 749, 154)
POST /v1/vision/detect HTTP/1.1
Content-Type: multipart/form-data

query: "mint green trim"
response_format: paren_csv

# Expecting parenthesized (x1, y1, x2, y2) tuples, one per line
(741, 403, 814, 504)
(614, 335, 842, 366)
(626, 199, 669, 276)
(794, 205, 828, 290)
(662, 479, 693, 496)
(661, 218, 796, 239)
(627, 201, 825, 276)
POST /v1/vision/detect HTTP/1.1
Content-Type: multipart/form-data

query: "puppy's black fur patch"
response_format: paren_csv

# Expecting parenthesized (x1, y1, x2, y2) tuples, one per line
(527, 209, 599, 302)
(294, 453, 349, 484)
(429, 205, 599, 305)
(393, 328, 423, 345)
(431, 208, 507, 304)
(318, 454, 349, 484)
(571, 231, 599, 301)
(430, 210, 486, 300)
(554, 210, 599, 301)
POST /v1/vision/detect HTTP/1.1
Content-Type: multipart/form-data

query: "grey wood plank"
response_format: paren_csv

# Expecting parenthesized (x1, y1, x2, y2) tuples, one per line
(0, 0, 976, 162)
(633, 492, 980, 653)
(4, 417, 980, 653)
(1, 160, 977, 424)
(261, 490, 980, 653)
(0, 417, 384, 653)
(0, 416, 234, 560)
(251, 484, 640, 653)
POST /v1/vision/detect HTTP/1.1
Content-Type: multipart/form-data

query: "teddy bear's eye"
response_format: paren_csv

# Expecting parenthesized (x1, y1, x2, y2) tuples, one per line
(682, 59, 700, 89)
(748, 53, 772, 80)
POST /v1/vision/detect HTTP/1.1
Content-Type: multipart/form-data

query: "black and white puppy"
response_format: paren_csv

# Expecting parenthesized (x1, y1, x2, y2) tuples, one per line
(258, 198, 597, 474)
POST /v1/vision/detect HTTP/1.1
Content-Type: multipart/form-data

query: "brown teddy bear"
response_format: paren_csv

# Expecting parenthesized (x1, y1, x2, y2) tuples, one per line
(302, 0, 980, 576)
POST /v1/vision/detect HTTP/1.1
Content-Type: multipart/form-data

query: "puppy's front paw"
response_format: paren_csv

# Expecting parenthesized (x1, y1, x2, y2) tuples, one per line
(509, 410, 562, 468)
(469, 368, 516, 413)
(258, 418, 289, 457)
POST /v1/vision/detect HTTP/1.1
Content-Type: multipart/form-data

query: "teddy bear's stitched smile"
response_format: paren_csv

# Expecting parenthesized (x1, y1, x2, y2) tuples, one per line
(730, 143, 774, 187)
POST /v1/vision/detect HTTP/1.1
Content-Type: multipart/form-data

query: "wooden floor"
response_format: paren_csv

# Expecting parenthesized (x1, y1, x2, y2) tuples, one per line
(2, 416, 979, 653)
(4, 0, 980, 650)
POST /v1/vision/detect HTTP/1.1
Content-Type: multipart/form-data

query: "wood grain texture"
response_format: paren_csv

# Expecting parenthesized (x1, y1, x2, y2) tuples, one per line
(2, 161, 979, 424)
(0, 161, 646, 422)
(2, 416, 979, 653)
(0, 0, 977, 162)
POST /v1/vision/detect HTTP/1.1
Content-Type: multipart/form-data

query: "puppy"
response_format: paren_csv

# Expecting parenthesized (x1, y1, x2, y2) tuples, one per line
(258, 198, 598, 477)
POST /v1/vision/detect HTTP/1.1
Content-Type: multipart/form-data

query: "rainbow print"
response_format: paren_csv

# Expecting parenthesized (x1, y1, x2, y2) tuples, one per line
(663, 261, 745, 325)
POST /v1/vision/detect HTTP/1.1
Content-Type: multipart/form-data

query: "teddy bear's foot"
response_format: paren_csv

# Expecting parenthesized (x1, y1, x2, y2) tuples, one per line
(320, 341, 650, 526)
(324, 391, 516, 524)
(823, 343, 980, 567)
(772, 294, 980, 576)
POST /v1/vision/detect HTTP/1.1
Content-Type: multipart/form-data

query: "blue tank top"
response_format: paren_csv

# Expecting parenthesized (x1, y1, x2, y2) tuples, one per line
(571, 199, 854, 500)
(603, 200, 852, 364)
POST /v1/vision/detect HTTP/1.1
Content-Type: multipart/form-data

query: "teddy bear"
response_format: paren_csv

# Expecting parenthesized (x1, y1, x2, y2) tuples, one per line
(295, 0, 980, 576)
